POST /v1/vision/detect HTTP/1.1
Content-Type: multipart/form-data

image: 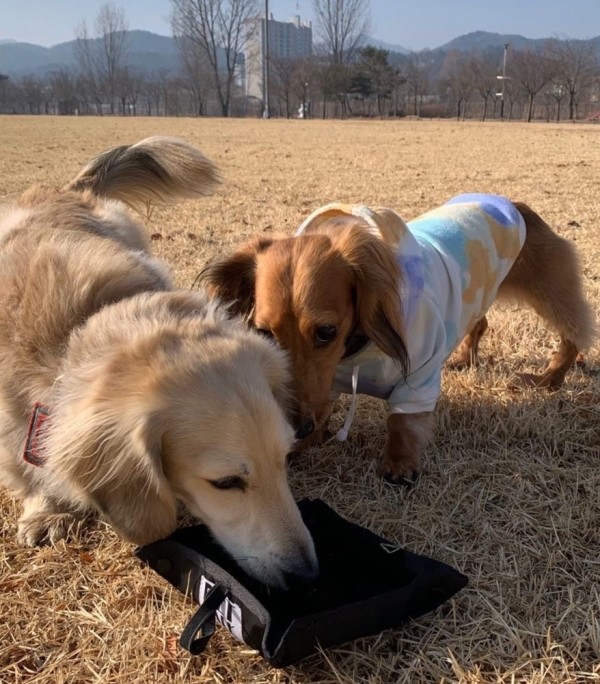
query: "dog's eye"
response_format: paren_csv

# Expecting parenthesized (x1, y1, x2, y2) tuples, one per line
(209, 476, 247, 491)
(315, 325, 337, 346)
(256, 327, 274, 341)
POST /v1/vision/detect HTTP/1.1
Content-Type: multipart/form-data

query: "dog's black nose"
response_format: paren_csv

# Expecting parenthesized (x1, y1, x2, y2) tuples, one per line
(283, 562, 319, 591)
(295, 418, 315, 440)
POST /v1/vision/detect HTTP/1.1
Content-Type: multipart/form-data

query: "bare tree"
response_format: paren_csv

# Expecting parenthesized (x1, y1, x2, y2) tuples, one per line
(313, 0, 370, 65)
(174, 33, 213, 116)
(313, 0, 369, 101)
(270, 56, 301, 118)
(49, 69, 75, 115)
(405, 51, 433, 117)
(468, 53, 498, 121)
(547, 81, 568, 122)
(144, 68, 174, 115)
(20, 75, 45, 114)
(510, 46, 555, 122)
(501, 73, 518, 121)
(440, 51, 473, 120)
(75, 2, 129, 114)
(171, 0, 257, 117)
(548, 38, 598, 120)
(115, 66, 145, 115)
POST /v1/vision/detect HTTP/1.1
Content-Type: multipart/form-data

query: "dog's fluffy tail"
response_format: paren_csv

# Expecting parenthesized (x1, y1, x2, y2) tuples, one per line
(64, 136, 220, 210)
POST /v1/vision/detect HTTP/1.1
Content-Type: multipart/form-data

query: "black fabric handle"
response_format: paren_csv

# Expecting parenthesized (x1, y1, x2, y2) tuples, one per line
(179, 583, 229, 655)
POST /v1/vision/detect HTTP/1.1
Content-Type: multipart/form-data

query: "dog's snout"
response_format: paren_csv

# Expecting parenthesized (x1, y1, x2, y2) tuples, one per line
(294, 417, 315, 440)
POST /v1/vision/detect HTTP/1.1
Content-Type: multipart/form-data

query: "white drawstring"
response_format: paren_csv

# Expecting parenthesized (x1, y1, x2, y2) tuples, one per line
(336, 365, 360, 441)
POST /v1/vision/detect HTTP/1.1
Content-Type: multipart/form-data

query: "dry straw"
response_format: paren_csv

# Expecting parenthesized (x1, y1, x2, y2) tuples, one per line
(1, 116, 599, 684)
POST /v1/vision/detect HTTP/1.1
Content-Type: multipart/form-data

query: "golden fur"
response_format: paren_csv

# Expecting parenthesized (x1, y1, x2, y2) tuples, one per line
(0, 137, 317, 587)
(198, 201, 596, 483)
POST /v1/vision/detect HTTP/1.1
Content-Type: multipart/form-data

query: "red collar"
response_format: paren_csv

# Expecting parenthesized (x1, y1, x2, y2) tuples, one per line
(23, 402, 51, 467)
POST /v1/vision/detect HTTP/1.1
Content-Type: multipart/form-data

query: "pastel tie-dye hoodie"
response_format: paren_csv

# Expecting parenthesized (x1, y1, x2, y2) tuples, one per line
(295, 194, 526, 415)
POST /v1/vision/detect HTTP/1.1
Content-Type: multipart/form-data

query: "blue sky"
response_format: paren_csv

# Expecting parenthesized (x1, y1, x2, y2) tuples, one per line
(2, 0, 599, 50)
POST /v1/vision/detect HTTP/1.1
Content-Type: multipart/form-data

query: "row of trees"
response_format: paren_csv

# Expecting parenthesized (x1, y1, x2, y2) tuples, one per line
(438, 39, 599, 122)
(1, 0, 598, 121)
(3, 44, 596, 122)
(266, 40, 599, 122)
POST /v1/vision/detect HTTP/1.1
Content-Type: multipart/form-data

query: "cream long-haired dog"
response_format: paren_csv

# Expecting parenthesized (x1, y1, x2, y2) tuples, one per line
(198, 194, 596, 485)
(0, 137, 317, 588)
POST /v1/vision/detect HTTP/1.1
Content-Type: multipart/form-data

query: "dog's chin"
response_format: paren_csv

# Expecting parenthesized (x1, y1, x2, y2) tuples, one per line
(239, 558, 288, 589)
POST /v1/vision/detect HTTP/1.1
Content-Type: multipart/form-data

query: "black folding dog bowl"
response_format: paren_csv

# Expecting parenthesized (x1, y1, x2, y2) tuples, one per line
(136, 498, 467, 667)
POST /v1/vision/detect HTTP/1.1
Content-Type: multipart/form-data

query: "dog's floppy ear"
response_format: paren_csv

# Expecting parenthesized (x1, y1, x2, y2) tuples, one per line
(336, 227, 410, 377)
(196, 236, 273, 319)
(47, 404, 177, 546)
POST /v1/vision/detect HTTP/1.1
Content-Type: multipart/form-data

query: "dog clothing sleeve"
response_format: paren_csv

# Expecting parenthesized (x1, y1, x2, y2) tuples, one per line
(386, 292, 448, 414)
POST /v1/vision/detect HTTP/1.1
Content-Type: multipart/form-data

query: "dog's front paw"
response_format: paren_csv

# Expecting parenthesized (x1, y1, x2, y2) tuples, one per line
(511, 371, 561, 391)
(380, 452, 421, 487)
(17, 512, 81, 546)
(446, 350, 474, 370)
(382, 412, 433, 486)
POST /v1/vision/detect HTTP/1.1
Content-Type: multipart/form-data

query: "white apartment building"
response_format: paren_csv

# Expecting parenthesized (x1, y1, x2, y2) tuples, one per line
(245, 14, 312, 101)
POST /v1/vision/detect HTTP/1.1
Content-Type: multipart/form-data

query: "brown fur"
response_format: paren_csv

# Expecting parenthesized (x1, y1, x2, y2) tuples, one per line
(198, 202, 595, 483)
(0, 137, 317, 587)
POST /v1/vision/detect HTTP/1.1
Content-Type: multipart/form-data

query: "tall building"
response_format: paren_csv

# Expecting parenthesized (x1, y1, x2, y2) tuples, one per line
(245, 14, 312, 102)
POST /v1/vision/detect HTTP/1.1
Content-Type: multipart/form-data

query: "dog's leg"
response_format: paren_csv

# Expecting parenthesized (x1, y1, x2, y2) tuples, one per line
(517, 338, 580, 389)
(447, 316, 489, 369)
(381, 412, 435, 485)
(17, 493, 85, 546)
(499, 202, 596, 389)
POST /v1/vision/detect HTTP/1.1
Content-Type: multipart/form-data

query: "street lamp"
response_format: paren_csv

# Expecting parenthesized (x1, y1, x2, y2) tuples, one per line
(262, 0, 270, 119)
(496, 42, 510, 119)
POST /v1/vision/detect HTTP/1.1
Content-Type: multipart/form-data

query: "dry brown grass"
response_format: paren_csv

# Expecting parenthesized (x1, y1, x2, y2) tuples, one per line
(1, 115, 599, 684)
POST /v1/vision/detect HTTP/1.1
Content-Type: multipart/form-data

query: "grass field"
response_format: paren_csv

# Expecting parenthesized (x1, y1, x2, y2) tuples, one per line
(0, 115, 599, 684)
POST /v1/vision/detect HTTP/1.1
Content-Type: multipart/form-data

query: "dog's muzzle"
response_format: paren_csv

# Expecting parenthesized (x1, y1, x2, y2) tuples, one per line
(294, 417, 315, 440)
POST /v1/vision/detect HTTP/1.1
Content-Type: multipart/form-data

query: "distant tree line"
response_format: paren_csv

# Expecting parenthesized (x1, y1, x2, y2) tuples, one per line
(0, 0, 598, 122)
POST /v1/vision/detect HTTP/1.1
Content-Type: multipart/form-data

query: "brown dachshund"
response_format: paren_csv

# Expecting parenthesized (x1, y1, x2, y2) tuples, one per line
(199, 195, 595, 484)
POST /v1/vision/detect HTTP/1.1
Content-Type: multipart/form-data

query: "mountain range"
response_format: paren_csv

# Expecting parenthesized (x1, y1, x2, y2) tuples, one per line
(1, 29, 599, 78)
(0, 31, 180, 77)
